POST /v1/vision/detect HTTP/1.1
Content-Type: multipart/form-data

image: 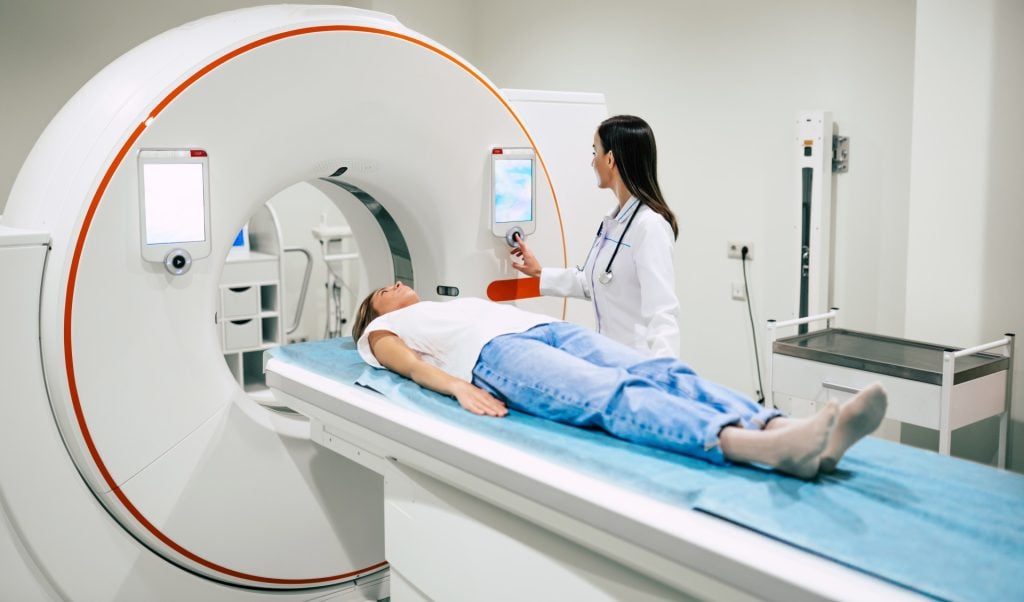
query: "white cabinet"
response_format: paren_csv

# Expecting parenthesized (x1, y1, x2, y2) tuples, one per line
(218, 206, 284, 395)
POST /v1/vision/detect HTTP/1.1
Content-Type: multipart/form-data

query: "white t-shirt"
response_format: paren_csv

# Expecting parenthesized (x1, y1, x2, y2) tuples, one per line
(357, 298, 556, 381)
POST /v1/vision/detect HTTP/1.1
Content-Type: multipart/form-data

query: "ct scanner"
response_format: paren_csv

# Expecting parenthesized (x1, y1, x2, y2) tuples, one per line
(3, 5, 1023, 602)
(0, 5, 584, 599)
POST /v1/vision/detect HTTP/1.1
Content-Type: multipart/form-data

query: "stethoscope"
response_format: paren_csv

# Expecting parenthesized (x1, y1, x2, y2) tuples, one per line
(578, 200, 642, 285)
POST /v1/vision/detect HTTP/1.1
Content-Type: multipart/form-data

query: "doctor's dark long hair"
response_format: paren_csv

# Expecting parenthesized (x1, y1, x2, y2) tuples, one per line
(598, 115, 678, 240)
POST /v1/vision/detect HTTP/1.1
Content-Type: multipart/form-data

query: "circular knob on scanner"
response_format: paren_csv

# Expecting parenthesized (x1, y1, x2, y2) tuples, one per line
(164, 248, 192, 276)
(505, 226, 524, 248)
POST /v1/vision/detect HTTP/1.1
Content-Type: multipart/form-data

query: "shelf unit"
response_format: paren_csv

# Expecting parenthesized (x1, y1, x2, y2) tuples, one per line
(218, 205, 285, 396)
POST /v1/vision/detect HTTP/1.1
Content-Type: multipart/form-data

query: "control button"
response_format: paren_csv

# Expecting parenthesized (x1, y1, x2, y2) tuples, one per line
(505, 226, 524, 248)
(164, 248, 192, 276)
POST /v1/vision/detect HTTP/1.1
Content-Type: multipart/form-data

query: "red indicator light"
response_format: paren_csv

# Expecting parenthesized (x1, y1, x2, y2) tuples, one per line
(492, 148, 503, 154)
(190, 149, 208, 157)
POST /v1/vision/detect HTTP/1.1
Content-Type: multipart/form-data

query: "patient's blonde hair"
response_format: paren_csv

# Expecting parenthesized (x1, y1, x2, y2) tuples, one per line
(351, 288, 381, 342)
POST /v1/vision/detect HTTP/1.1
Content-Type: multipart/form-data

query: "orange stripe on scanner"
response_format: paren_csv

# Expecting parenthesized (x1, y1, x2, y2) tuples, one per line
(487, 277, 541, 301)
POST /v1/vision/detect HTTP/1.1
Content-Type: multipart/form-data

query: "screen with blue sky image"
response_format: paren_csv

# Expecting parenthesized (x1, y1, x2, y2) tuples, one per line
(494, 158, 533, 223)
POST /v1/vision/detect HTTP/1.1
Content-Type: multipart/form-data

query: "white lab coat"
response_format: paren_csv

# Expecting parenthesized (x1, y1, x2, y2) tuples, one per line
(540, 198, 680, 358)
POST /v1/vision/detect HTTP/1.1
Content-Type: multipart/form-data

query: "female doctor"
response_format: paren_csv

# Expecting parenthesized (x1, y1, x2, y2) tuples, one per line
(511, 115, 681, 358)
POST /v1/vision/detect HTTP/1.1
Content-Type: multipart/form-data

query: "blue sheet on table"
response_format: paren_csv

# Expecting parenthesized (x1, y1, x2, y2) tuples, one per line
(270, 338, 1024, 602)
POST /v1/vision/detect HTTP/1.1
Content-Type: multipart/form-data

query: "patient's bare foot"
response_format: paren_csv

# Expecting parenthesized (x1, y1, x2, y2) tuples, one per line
(772, 401, 839, 479)
(819, 383, 888, 473)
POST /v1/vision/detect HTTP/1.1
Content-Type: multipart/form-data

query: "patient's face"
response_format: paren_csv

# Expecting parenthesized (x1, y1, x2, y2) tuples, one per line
(371, 281, 419, 315)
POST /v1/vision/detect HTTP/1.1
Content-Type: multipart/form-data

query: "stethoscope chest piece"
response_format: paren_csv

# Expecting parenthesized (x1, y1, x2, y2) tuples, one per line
(593, 201, 641, 286)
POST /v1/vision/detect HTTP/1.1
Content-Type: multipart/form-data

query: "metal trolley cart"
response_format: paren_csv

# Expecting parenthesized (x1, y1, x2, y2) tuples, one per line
(766, 310, 1015, 467)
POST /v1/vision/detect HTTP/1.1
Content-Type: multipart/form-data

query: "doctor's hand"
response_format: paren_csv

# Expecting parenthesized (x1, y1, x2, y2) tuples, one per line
(509, 233, 542, 278)
(451, 381, 508, 417)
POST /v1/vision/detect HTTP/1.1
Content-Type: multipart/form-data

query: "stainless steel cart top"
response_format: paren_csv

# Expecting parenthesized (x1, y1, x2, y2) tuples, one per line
(773, 328, 1009, 385)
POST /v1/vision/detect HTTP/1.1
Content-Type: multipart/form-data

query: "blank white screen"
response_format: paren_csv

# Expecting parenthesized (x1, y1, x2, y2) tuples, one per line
(143, 162, 206, 244)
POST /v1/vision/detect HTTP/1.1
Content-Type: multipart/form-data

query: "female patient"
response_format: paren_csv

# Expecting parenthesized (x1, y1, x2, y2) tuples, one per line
(352, 282, 887, 479)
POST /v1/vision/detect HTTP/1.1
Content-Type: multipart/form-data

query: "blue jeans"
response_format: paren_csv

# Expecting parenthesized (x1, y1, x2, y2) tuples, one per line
(471, 322, 779, 464)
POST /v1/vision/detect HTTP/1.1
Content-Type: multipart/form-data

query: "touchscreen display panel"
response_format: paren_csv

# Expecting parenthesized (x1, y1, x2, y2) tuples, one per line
(493, 158, 533, 223)
(142, 162, 206, 245)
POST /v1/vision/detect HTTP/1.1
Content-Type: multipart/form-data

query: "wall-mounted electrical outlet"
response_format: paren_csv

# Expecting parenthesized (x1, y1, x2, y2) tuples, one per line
(731, 282, 746, 301)
(727, 241, 753, 260)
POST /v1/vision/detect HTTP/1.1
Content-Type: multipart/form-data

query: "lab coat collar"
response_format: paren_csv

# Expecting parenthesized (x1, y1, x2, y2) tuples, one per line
(612, 197, 641, 223)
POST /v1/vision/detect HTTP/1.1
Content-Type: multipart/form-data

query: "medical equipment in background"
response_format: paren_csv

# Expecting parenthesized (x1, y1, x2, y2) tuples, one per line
(739, 113, 848, 401)
(283, 244, 314, 339)
(795, 111, 848, 334)
(0, 6, 592, 599)
(313, 217, 361, 338)
(226, 207, 315, 404)
(765, 309, 1015, 466)
(218, 203, 294, 405)
(228, 224, 251, 259)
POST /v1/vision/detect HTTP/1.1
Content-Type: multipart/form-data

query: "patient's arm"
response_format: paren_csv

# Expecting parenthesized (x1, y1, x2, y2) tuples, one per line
(368, 331, 508, 417)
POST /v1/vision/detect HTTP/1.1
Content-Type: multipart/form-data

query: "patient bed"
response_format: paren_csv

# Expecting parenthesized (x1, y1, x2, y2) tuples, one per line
(265, 338, 1024, 602)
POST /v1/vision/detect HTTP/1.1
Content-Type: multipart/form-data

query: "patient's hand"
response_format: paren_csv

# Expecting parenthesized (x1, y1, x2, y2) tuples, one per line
(452, 381, 508, 417)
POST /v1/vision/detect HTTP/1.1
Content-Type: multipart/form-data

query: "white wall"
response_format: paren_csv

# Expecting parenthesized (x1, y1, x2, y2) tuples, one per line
(904, 0, 1024, 466)
(472, 0, 916, 394)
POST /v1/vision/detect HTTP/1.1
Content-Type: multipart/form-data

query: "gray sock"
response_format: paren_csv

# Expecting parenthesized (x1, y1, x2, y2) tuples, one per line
(819, 383, 888, 473)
